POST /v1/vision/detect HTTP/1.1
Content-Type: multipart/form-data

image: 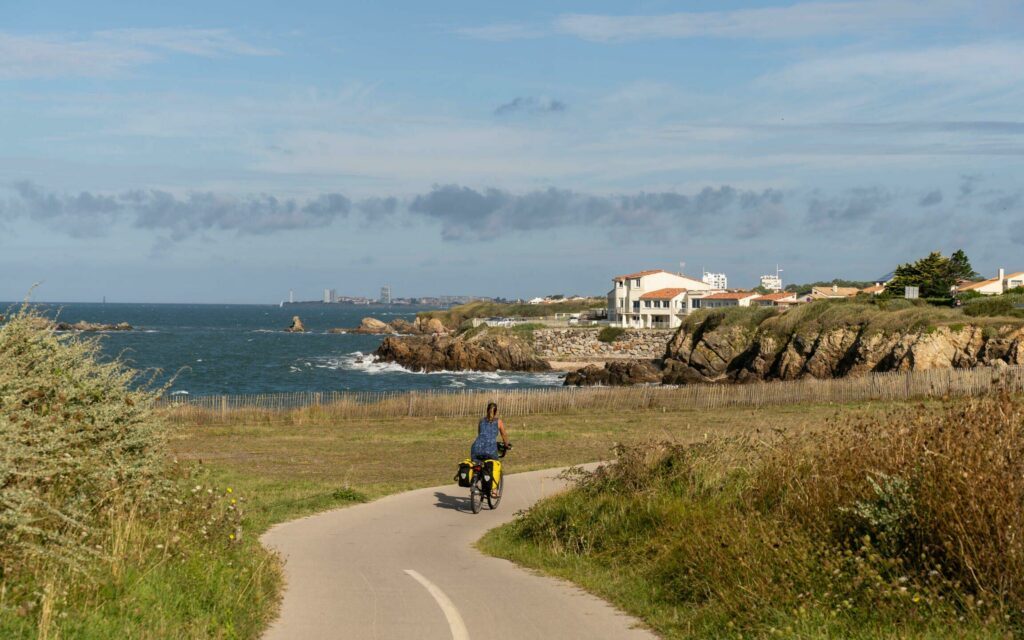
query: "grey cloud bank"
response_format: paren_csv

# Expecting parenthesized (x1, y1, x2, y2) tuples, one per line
(6, 180, 1024, 249)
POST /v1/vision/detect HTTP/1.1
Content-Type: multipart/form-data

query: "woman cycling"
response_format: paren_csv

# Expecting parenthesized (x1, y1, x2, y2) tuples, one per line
(471, 403, 510, 495)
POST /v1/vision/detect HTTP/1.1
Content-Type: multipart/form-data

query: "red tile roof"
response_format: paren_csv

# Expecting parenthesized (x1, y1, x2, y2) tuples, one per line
(640, 288, 688, 300)
(614, 269, 667, 281)
(753, 291, 796, 302)
(704, 291, 758, 300)
(860, 284, 886, 294)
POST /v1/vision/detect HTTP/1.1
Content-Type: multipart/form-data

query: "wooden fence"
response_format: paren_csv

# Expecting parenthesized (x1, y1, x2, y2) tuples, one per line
(159, 365, 1024, 424)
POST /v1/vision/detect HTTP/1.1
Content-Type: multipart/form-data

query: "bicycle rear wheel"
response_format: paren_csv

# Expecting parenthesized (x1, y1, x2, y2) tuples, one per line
(470, 478, 483, 514)
(486, 475, 502, 510)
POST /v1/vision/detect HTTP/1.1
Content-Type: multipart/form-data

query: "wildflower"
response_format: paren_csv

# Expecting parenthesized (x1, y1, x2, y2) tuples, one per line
(229, 533, 235, 540)
(912, 594, 921, 603)
(226, 487, 233, 494)
(231, 498, 236, 505)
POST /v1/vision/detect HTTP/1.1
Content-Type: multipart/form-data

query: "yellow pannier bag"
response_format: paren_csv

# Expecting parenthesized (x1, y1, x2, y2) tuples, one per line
(455, 459, 474, 487)
(482, 459, 502, 492)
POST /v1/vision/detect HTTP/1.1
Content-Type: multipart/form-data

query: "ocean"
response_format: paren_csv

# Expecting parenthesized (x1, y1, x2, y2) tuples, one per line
(8, 302, 563, 396)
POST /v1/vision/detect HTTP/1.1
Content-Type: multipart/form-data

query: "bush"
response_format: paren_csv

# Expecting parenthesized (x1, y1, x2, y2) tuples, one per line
(963, 293, 1024, 318)
(0, 306, 167, 578)
(0, 307, 279, 637)
(597, 326, 626, 343)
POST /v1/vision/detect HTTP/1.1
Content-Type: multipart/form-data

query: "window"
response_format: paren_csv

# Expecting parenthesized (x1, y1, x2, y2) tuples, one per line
(633, 301, 640, 310)
(644, 300, 652, 307)
(617, 280, 623, 288)
(692, 299, 702, 309)
(633, 278, 641, 287)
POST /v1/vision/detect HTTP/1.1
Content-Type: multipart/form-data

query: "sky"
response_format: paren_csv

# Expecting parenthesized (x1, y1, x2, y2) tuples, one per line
(1, 0, 1023, 303)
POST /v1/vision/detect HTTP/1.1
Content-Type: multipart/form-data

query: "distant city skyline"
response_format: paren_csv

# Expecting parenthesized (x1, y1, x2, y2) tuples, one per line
(2, 1, 1023, 303)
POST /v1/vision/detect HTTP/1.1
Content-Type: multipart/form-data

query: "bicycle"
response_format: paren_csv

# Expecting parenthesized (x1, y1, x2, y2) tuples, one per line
(469, 442, 511, 514)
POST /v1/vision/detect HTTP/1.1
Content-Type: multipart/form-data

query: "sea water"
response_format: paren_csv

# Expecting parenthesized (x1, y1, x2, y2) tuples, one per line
(7, 302, 563, 396)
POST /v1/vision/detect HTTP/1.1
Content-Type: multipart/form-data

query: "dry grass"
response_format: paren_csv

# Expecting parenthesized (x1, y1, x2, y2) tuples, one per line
(480, 392, 1024, 638)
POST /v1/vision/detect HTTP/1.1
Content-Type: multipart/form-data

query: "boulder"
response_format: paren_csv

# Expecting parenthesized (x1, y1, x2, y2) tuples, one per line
(564, 360, 662, 386)
(285, 316, 305, 333)
(375, 332, 550, 373)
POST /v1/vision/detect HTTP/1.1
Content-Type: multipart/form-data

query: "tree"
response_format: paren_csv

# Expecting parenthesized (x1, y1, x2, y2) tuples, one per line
(886, 249, 976, 299)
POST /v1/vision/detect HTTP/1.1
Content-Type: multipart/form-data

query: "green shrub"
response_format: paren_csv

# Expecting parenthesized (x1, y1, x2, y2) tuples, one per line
(597, 326, 626, 343)
(0, 307, 280, 637)
(963, 293, 1024, 318)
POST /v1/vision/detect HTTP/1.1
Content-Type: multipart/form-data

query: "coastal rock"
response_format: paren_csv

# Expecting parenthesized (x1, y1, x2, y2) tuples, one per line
(285, 316, 305, 333)
(351, 317, 389, 334)
(564, 360, 662, 386)
(53, 320, 132, 332)
(375, 332, 550, 373)
(659, 309, 1024, 385)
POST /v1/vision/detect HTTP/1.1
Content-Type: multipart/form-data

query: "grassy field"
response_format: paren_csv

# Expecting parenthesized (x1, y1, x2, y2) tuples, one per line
(479, 393, 1024, 639)
(169, 401, 888, 534)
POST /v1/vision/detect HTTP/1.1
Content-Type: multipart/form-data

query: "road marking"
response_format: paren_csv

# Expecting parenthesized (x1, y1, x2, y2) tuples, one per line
(404, 569, 470, 640)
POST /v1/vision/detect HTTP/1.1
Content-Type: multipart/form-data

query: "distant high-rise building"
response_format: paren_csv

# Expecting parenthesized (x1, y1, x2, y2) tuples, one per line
(289, 289, 295, 304)
(759, 265, 784, 291)
(702, 272, 728, 290)
(323, 288, 336, 303)
(380, 285, 392, 305)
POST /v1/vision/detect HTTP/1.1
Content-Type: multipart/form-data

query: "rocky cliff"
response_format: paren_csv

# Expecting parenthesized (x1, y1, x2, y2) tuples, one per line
(375, 331, 550, 373)
(660, 306, 1024, 384)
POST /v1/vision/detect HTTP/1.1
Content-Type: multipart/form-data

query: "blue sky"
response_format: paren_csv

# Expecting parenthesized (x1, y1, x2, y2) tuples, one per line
(2, 0, 1023, 303)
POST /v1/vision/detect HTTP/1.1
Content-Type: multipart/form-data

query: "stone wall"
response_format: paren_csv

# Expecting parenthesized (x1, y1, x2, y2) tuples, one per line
(533, 328, 673, 360)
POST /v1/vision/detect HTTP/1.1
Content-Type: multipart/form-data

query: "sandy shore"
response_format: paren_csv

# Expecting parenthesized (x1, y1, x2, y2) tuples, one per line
(547, 360, 604, 371)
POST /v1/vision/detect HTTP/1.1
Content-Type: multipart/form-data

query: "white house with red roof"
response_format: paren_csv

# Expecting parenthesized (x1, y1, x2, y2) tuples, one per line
(609, 269, 714, 328)
(957, 268, 1024, 296)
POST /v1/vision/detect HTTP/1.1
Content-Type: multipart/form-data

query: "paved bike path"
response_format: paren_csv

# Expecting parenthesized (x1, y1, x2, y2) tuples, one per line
(261, 465, 656, 639)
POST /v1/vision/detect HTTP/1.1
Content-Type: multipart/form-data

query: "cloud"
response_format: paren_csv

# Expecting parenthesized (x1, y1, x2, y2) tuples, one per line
(983, 192, 1023, 213)
(918, 190, 943, 206)
(806, 187, 893, 227)
(0, 28, 276, 79)
(494, 96, 566, 116)
(762, 41, 1024, 89)
(463, 0, 975, 42)
(4, 182, 351, 240)
(408, 184, 785, 241)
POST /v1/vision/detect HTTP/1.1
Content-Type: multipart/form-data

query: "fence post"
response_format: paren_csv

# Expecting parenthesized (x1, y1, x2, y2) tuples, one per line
(407, 392, 414, 417)
(220, 395, 227, 420)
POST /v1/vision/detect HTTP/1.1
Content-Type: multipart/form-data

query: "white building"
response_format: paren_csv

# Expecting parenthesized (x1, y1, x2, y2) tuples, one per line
(759, 273, 783, 291)
(958, 268, 1024, 296)
(609, 269, 715, 328)
(701, 291, 760, 308)
(702, 271, 728, 289)
(323, 288, 336, 303)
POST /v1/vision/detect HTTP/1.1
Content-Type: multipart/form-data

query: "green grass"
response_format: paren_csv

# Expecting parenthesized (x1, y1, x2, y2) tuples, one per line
(597, 326, 625, 343)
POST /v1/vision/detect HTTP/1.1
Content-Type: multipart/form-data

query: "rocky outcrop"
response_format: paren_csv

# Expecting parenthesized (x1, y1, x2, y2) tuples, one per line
(375, 332, 550, 373)
(53, 321, 132, 332)
(334, 315, 448, 335)
(661, 318, 1024, 385)
(285, 316, 305, 333)
(563, 360, 662, 386)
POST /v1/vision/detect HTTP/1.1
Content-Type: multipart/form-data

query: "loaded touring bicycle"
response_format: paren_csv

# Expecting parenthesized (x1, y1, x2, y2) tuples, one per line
(455, 442, 512, 514)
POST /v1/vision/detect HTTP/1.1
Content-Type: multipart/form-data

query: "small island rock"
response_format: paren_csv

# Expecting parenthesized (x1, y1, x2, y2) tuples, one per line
(286, 316, 305, 333)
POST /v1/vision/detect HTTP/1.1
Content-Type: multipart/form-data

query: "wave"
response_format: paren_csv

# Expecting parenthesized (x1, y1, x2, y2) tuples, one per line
(313, 352, 563, 387)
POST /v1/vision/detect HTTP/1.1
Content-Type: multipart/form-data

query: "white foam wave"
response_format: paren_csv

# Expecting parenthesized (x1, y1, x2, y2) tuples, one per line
(314, 351, 564, 387)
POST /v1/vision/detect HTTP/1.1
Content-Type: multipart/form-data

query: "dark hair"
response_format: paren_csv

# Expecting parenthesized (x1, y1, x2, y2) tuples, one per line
(486, 402, 498, 420)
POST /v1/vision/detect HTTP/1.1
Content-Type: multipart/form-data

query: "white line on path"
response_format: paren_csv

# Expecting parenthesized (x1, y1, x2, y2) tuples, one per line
(404, 569, 471, 640)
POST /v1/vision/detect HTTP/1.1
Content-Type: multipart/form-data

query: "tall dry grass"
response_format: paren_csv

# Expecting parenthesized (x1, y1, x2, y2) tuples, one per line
(485, 391, 1024, 637)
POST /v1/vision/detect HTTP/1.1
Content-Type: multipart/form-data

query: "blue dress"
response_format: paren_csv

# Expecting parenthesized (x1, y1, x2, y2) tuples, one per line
(471, 418, 500, 461)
